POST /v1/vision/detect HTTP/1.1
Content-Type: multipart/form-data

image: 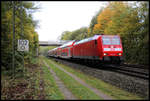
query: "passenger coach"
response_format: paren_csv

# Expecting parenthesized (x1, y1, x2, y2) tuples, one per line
(59, 40, 76, 59)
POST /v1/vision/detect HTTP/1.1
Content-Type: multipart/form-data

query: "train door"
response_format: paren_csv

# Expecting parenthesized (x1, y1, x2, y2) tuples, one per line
(68, 47, 71, 57)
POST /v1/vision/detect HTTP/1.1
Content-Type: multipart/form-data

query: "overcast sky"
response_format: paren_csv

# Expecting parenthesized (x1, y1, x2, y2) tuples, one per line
(32, 1, 109, 41)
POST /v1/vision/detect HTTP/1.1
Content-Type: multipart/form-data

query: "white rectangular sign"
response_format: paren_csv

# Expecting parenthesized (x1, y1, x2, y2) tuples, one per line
(18, 39, 29, 51)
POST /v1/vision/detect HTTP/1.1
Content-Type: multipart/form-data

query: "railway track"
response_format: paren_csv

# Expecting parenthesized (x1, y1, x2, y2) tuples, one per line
(61, 59, 149, 80)
(50, 57, 149, 80)
(101, 64, 149, 80)
(121, 63, 149, 69)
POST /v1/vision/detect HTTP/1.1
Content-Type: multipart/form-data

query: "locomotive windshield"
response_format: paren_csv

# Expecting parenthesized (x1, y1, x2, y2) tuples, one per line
(102, 36, 120, 45)
(102, 37, 111, 45)
(111, 37, 120, 45)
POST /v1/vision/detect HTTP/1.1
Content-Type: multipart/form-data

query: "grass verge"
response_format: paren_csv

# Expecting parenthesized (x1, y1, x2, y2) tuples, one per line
(49, 58, 144, 100)
(43, 57, 102, 100)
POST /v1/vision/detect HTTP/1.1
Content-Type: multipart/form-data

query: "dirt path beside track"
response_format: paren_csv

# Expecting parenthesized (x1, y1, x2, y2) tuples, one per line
(43, 61, 77, 100)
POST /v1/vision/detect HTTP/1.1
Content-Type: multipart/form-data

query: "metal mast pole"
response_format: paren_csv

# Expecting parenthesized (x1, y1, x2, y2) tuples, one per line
(12, 1, 15, 79)
(20, 1, 25, 76)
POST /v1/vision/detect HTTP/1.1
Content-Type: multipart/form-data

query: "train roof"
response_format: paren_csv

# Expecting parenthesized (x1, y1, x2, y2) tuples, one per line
(52, 47, 58, 50)
(74, 35, 101, 45)
(74, 34, 120, 45)
(59, 40, 76, 48)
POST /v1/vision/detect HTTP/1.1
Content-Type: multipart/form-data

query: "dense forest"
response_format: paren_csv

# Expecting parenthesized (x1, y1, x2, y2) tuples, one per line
(60, 2, 149, 65)
(1, 1, 39, 73)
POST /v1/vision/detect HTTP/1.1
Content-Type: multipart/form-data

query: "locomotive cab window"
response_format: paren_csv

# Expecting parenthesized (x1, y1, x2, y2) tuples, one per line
(102, 36, 120, 45)
(112, 37, 120, 45)
(102, 37, 111, 45)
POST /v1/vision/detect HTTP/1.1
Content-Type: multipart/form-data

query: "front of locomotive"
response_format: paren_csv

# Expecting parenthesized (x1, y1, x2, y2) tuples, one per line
(101, 35, 123, 64)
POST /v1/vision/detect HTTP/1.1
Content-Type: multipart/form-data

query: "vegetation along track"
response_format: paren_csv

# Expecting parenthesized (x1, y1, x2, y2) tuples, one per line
(49, 57, 149, 98)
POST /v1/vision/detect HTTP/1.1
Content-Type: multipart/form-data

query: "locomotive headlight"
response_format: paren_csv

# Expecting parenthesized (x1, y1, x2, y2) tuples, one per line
(118, 53, 122, 55)
(104, 53, 107, 56)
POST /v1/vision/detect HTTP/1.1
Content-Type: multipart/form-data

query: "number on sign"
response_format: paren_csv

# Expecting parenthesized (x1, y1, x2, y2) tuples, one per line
(18, 39, 29, 51)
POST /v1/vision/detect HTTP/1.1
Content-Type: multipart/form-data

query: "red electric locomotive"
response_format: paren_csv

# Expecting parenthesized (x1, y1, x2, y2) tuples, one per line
(72, 34, 123, 64)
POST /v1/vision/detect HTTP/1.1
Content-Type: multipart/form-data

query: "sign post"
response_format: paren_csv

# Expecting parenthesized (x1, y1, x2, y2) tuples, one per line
(18, 39, 29, 77)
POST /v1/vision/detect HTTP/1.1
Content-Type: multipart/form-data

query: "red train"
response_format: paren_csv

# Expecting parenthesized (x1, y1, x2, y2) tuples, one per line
(48, 34, 123, 64)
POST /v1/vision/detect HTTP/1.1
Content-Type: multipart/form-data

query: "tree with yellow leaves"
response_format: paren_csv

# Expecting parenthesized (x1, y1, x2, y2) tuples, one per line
(93, 5, 113, 35)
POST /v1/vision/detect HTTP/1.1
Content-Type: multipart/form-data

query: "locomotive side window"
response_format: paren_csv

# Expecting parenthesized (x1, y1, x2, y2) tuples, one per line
(102, 37, 111, 45)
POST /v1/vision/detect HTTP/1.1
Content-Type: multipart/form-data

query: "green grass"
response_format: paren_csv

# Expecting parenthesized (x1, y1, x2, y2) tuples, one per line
(39, 46, 57, 51)
(39, 46, 57, 56)
(30, 57, 39, 65)
(40, 57, 64, 99)
(43, 57, 102, 100)
(49, 58, 144, 100)
(34, 69, 40, 99)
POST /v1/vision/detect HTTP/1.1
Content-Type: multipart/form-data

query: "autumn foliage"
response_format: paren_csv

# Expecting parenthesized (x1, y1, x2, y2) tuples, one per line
(61, 1, 149, 65)
(1, 1, 39, 71)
